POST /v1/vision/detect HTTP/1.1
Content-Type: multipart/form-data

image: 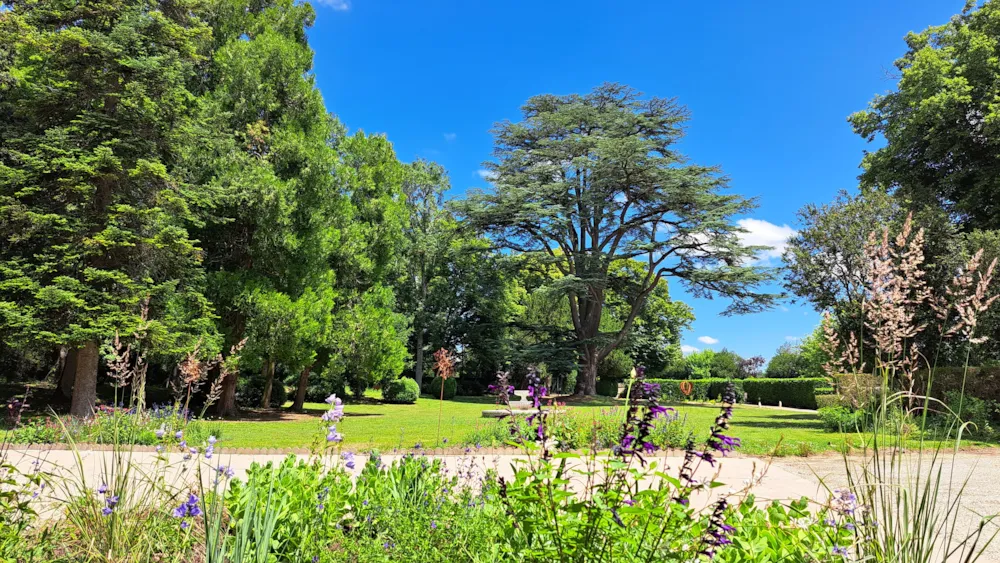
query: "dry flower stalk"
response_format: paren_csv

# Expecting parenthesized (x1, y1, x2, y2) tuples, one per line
(827, 214, 997, 406)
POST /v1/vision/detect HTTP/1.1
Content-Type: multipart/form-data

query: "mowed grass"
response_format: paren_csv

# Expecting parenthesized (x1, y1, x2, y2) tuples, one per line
(206, 395, 858, 456)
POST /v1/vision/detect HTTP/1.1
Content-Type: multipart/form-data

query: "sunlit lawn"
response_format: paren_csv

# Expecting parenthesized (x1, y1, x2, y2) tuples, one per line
(206, 394, 870, 456)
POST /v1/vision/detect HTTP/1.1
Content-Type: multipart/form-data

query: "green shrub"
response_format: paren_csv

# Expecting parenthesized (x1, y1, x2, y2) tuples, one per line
(595, 378, 620, 397)
(815, 394, 843, 409)
(943, 390, 997, 436)
(382, 378, 420, 404)
(743, 378, 825, 409)
(456, 378, 486, 396)
(236, 376, 288, 408)
(817, 406, 866, 432)
(597, 349, 633, 382)
(427, 376, 457, 399)
(914, 367, 1000, 405)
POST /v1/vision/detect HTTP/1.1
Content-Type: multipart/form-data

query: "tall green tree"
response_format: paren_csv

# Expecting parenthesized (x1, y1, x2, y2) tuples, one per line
(850, 0, 1000, 230)
(193, 0, 346, 416)
(459, 83, 776, 395)
(782, 190, 899, 331)
(0, 0, 217, 416)
(398, 159, 452, 387)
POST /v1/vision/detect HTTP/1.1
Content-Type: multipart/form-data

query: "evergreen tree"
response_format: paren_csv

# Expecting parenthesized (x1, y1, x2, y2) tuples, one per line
(459, 83, 776, 395)
(0, 0, 217, 415)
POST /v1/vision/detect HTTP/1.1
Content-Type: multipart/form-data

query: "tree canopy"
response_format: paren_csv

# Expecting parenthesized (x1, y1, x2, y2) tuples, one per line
(459, 83, 776, 394)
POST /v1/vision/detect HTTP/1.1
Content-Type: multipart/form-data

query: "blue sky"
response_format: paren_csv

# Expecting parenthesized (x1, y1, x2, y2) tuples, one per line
(305, 0, 964, 360)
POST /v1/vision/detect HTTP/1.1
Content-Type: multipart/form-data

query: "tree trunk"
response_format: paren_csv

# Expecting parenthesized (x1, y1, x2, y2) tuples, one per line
(69, 341, 98, 417)
(216, 369, 239, 418)
(292, 363, 312, 411)
(59, 347, 78, 399)
(576, 345, 599, 396)
(414, 330, 425, 388)
(260, 358, 275, 408)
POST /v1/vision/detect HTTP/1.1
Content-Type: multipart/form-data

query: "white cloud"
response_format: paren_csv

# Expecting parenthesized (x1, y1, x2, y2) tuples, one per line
(681, 344, 700, 355)
(476, 169, 497, 181)
(785, 336, 802, 342)
(697, 336, 719, 345)
(779, 305, 790, 312)
(736, 218, 796, 263)
(443, 133, 457, 142)
(313, 0, 350, 10)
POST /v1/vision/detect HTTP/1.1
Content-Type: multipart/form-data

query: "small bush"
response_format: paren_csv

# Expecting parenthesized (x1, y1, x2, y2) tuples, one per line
(943, 390, 997, 436)
(815, 394, 843, 409)
(818, 406, 866, 432)
(382, 378, 420, 404)
(596, 378, 620, 397)
(427, 376, 457, 400)
(236, 376, 288, 408)
(456, 378, 486, 397)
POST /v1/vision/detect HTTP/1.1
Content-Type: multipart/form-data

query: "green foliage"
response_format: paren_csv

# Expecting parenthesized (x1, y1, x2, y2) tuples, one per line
(0, 0, 221, 412)
(818, 406, 867, 432)
(684, 349, 716, 379)
(595, 378, 620, 397)
(427, 376, 457, 400)
(237, 376, 288, 409)
(849, 1, 1000, 231)
(646, 377, 826, 409)
(458, 83, 777, 394)
(597, 349, 633, 382)
(382, 378, 420, 404)
(711, 349, 742, 379)
(647, 378, 744, 403)
(463, 407, 691, 452)
(815, 394, 844, 410)
(656, 363, 689, 380)
(717, 497, 852, 562)
(333, 285, 409, 398)
(764, 344, 807, 378)
(225, 457, 353, 562)
(914, 367, 1000, 407)
(943, 390, 998, 437)
(744, 379, 824, 409)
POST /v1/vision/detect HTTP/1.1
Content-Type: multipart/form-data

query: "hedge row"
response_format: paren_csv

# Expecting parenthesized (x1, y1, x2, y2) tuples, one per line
(645, 378, 827, 409)
(914, 367, 1000, 402)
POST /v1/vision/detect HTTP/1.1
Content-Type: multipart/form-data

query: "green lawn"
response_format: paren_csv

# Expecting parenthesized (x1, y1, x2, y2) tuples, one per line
(205, 395, 857, 456)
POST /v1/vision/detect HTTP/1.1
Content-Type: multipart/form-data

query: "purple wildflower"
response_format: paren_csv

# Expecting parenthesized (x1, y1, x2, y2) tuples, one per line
(342, 451, 355, 469)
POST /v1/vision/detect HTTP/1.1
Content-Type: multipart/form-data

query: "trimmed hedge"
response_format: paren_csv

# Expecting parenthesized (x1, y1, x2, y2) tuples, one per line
(646, 379, 742, 402)
(815, 394, 843, 409)
(383, 378, 420, 404)
(744, 378, 822, 409)
(914, 367, 1000, 403)
(427, 376, 457, 400)
(645, 377, 826, 409)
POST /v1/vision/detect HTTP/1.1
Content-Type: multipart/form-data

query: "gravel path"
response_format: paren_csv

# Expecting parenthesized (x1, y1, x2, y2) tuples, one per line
(772, 451, 1000, 562)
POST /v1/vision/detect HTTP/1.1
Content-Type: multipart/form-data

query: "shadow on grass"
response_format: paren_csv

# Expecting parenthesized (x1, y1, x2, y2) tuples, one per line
(735, 420, 827, 431)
